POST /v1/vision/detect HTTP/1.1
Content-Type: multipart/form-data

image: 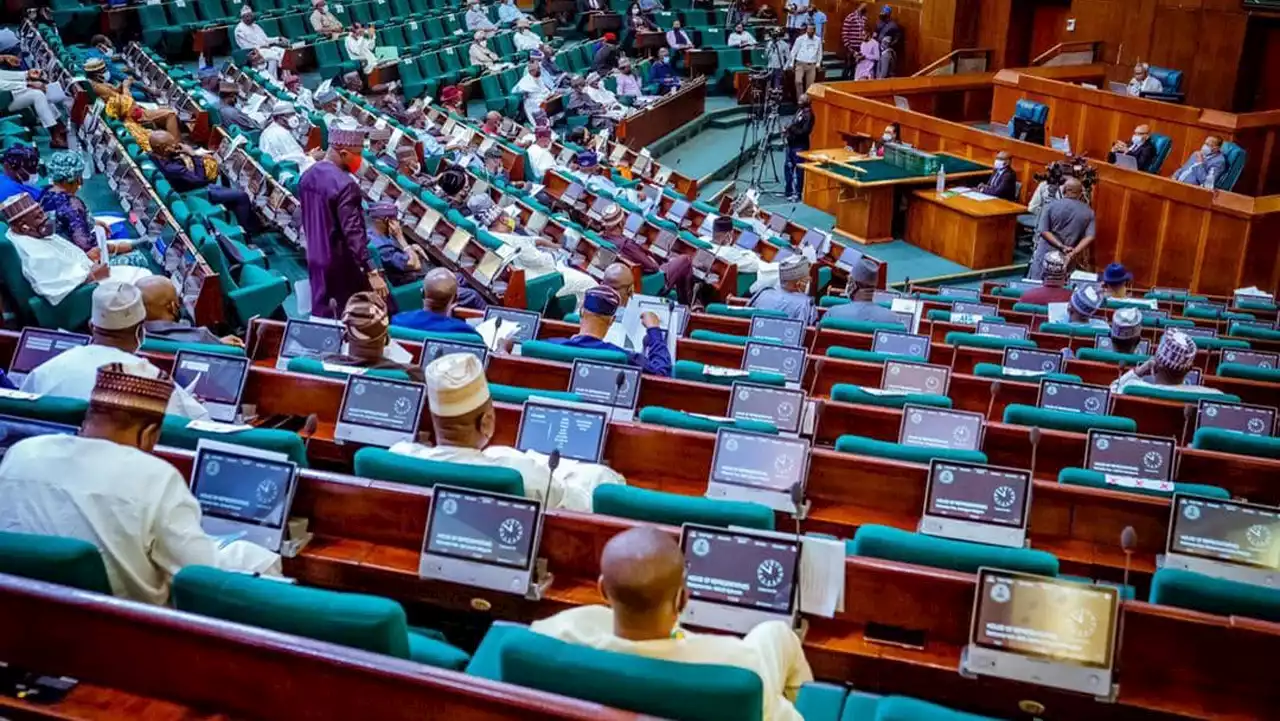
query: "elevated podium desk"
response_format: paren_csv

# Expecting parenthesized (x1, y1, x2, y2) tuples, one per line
(905, 189, 1025, 269)
(799, 150, 990, 245)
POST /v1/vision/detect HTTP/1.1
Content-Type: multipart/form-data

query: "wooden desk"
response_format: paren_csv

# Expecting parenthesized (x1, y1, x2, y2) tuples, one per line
(616, 77, 706, 149)
(905, 190, 1025, 269)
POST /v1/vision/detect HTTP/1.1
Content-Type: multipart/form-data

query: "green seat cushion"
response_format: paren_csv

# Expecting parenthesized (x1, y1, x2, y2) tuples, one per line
(834, 435, 988, 465)
(705, 303, 788, 320)
(1002, 404, 1137, 434)
(1149, 567, 1280, 623)
(817, 317, 904, 334)
(846, 524, 1059, 576)
(1121, 384, 1240, 403)
(872, 696, 1002, 721)
(830, 384, 952, 409)
(521, 339, 630, 365)
(0, 394, 88, 426)
(1076, 348, 1150, 366)
(285, 357, 412, 381)
(826, 347, 923, 365)
(0, 531, 111, 593)
(490, 384, 583, 405)
(1057, 467, 1229, 500)
(1037, 322, 1109, 337)
(593, 485, 775, 530)
(992, 287, 1024, 299)
(159, 416, 308, 467)
(637, 406, 778, 435)
(972, 363, 1082, 384)
(819, 296, 852, 308)
(673, 360, 787, 388)
(1196, 337, 1252, 351)
(352, 447, 525, 495)
(140, 339, 246, 357)
(1217, 363, 1280, 383)
(689, 329, 783, 347)
(943, 332, 1036, 350)
(1229, 323, 1280, 341)
(1145, 291, 1206, 302)
(406, 627, 473, 669)
(1191, 427, 1280, 460)
(1012, 302, 1048, 314)
(794, 683, 847, 721)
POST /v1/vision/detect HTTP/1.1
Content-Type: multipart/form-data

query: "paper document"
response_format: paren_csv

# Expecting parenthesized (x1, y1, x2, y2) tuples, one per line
(1046, 302, 1069, 324)
(799, 535, 846, 617)
(477, 317, 520, 350)
(0, 389, 41, 401)
(186, 419, 254, 434)
(890, 298, 922, 334)
(857, 386, 906, 397)
(960, 191, 996, 202)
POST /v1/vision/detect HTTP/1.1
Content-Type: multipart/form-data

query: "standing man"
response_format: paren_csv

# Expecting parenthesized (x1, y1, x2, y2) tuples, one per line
(788, 23, 821, 101)
(299, 124, 387, 317)
(1030, 177, 1095, 280)
(874, 4, 902, 78)
(784, 0, 810, 41)
(783, 93, 813, 202)
(840, 3, 869, 79)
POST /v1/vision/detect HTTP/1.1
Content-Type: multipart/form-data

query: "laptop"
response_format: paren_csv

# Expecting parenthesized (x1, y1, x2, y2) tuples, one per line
(704, 428, 810, 513)
(650, 230, 676, 258)
(899, 405, 985, 452)
(920, 460, 1032, 547)
(334, 375, 427, 447)
(800, 229, 825, 251)
(0, 415, 78, 458)
(1113, 153, 1139, 171)
(276, 319, 343, 370)
(568, 360, 642, 422)
(1195, 398, 1276, 438)
(767, 214, 788, 233)
(1095, 336, 1151, 354)
(977, 321, 1028, 341)
(418, 484, 544, 596)
(172, 350, 251, 423)
(189, 440, 299, 553)
(742, 342, 806, 386)
(420, 339, 489, 368)
(1038, 379, 1112, 416)
(882, 360, 950, 395)
(561, 182, 585, 206)
(963, 569, 1120, 697)
(515, 398, 609, 463)
(679, 524, 801, 635)
(1084, 429, 1177, 492)
(873, 330, 930, 361)
(1002, 347, 1063, 375)
(7, 329, 90, 386)
(483, 307, 542, 345)
(728, 382, 806, 436)
(953, 301, 997, 319)
(1109, 81, 1129, 94)
(748, 316, 805, 347)
(1222, 349, 1278, 370)
(623, 212, 645, 238)
(1163, 494, 1280, 589)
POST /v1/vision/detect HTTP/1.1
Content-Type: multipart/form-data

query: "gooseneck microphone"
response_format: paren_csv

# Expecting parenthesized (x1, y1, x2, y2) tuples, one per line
(1028, 426, 1042, 480)
(1120, 525, 1137, 594)
(490, 316, 504, 352)
(986, 379, 1002, 422)
(301, 413, 319, 457)
(612, 369, 627, 409)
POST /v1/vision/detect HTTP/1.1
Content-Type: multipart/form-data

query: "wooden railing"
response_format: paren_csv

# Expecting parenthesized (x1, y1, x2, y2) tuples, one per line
(913, 48, 992, 78)
(1032, 40, 1103, 67)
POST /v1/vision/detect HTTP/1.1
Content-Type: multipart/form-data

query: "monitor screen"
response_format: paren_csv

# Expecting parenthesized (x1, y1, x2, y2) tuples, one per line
(1038, 379, 1111, 416)
(800, 229, 825, 250)
(882, 360, 950, 395)
(424, 486, 541, 570)
(710, 428, 809, 494)
(953, 301, 997, 318)
(1094, 336, 1151, 354)
(338, 376, 425, 433)
(192, 446, 296, 528)
(742, 342, 806, 384)
(569, 361, 641, 410)
(562, 182, 584, 204)
(873, 330, 930, 360)
(1178, 326, 1218, 340)
(623, 213, 644, 236)
(872, 290, 900, 304)
(728, 383, 805, 434)
(1196, 399, 1276, 437)
(1184, 369, 1203, 385)
(421, 339, 489, 367)
(0, 415, 77, 457)
(1222, 349, 1278, 370)
(666, 199, 690, 222)
(899, 405, 985, 451)
(1085, 430, 1175, 483)
(1185, 300, 1225, 313)
(767, 214, 788, 233)
(977, 321, 1028, 341)
(682, 525, 800, 614)
(1168, 495, 1280, 571)
(10, 329, 90, 374)
(749, 316, 805, 347)
(516, 401, 609, 463)
(1006, 280, 1042, 292)
(939, 286, 981, 301)
(1002, 347, 1063, 374)
(972, 570, 1119, 669)
(172, 351, 249, 406)
(483, 307, 541, 344)
(736, 231, 760, 251)
(588, 196, 612, 218)
(281, 320, 343, 360)
(926, 460, 1032, 528)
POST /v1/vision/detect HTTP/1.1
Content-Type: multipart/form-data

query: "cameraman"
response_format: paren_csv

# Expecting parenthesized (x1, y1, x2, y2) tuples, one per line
(762, 27, 788, 90)
(784, 93, 814, 202)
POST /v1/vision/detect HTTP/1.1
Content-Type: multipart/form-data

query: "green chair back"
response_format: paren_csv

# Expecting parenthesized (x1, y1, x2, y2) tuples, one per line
(1191, 427, 1280, 460)
(830, 384, 952, 409)
(0, 531, 112, 594)
(834, 435, 988, 465)
(353, 447, 525, 495)
(638, 406, 778, 435)
(592, 485, 775, 530)
(1149, 567, 1280, 622)
(847, 525, 1059, 576)
(1002, 404, 1137, 434)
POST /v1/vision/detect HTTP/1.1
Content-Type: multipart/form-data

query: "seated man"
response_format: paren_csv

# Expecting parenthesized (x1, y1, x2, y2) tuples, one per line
(367, 201, 430, 286)
(1126, 62, 1163, 97)
(137, 276, 243, 347)
(0, 145, 44, 203)
(513, 18, 542, 52)
(470, 31, 507, 74)
(649, 47, 682, 94)
(513, 61, 552, 123)
(234, 8, 287, 79)
(1100, 262, 1132, 299)
(391, 352, 624, 511)
(532, 526, 812, 721)
(1172, 135, 1228, 187)
(1108, 307, 1144, 355)
(824, 256, 899, 324)
(613, 58, 648, 104)
(665, 20, 695, 54)
(749, 255, 817, 324)
(310, 0, 345, 37)
(216, 82, 264, 131)
(1108, 124, 1157, 172)
(547, 285, 673, 376)
(468, 193, 596, 305)
(585, 72, 627, 117)
(705, 216, 781, 292)
(1066, 284, 1106, 327)
(973, 150, 1017, 201)
(597, 204, 695, 306)
(260, 101, 318, 172)
(567, 76, 618, 131)
(149, 130, 259, 240)
(0, 67, 68, 148)
(2, 194, 149, 306)
(319, 292, 424, 379)
(593, 33, 621, 75)
(1111, 330, 1221, 395)
(0, 362, 280, 605)
(498, 0, 528, 26)
(20, 281, 208, 420)
(344, 23, 379, 73)
(466, 0, 498, 31)
(526, 126, 559, 181)
(728, 23, 757, 47)
(393, 267, 486, 334)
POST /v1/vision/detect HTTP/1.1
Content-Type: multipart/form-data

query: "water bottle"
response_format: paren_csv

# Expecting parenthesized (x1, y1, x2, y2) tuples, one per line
(1203, 167, 1217, 190)
(936, 165, 946, 194)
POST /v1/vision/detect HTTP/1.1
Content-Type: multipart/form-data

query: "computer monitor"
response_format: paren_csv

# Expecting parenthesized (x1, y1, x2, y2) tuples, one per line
(0, 414, 77, 458)
(418, 484, 544, 596)
(1084, 430, 1177, 491)
(277, 319, 343, 370)
(1011, 116, 1047, 146)
(623, 212, 644, 238)
(920, 460, 1032, 547)
(800, 229, 825, 250)
(977, 321, 1028, 341)
(443, 227, 472, 262)
(872, 330, 930, 361)
(334, 376, 426, 447)
(665, 199, 690, 224)
(483, 307, 542, 345)
(735, 231, 760, 252)
(1184, 369, 1203, 385)
(881, 360, 951, 395)
(1164, 494, 1280, 588)
(1178, 326, 1218, 340)
(728, 382, 805, 435)
(1038, 379, 1111, 416)
(1094, 336, 1151, 355)
(938, 286, 981, 301)
(1195, 399, 1276, 438)
(587, 195, 612, 221)
(705, 428, 810, 513)
(1222, 349, 1278, 370)
(190, 440, 299, 553)
(767, 214, 788, 233)
(561, 182, 585, 205)
(172, 350, 251, 423)
(899, 405, 985, 452)
(1185, 300, 1225, 313)
(568, 360, 641, 421)
(515, 398, 609, 464)
(1002, 347, 1063, 375)
(8, 329, 90, 385)
(742, 342, 806, 386)
(964, 569, 1120, 697)
(421, 339, 489, 368)
(679, 524, 800, 635)
(952, 301, 997, 318)
(748, 316, 805, 347)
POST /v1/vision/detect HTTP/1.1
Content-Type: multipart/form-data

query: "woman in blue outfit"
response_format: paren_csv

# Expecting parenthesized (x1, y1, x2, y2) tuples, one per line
(40, 151, 151, 269)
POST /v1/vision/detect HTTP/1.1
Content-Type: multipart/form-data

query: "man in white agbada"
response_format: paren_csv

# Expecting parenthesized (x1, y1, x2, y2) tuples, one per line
(0, 362, 280, 606)
(465, 0, 497, 31)
(513, 60, 551, 123)
(532, 526, 812, 721)
(466, 193, 596, 307)
(20, 281, 211, 421)
(704, 215, 783, 293)
(2, 193, 150, 306)
(234, 8, 287, 79)
(525, 126, 558, 181)
(389, 352, 623, 511)
(513, 19, 542, 52)
(344, 24, 379, 73)
(584, 72, 627, 119)
(259, 100, 316, 172)
(469, 30, 508, 73)
(0, 69, 68, 147)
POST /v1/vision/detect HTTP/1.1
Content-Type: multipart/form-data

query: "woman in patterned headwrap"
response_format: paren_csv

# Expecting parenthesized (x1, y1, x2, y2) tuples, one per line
(40, 151, 152, 269)
(86, 58, 179, 151)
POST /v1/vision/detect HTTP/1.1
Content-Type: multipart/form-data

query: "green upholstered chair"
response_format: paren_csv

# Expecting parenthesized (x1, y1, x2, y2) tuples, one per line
(944, 332, 1036, 351)
(1120, 384, 1240, 403)
(834, 435, 988, 465)
(593, 485, 775, 530)
(914, 293, 977, 305)
(830, 385, 952, 409)
(172, 566, 470, 669)
(927, 310, 1001, 324)
(139, 339, 246, 357)
(285, 357, 413, 381)
(991, 286, 1024, 299)
(819, 295, 852, 308)
(1076, 348, 1150, 366)
(847, 525, 1059, 576)
(689, 330, 783, 347)
(193, 230, 290, 326)
(637, 406, 778, 435)
(467, 622, 764, 721)
(159, 417, 309, 467)
(353, 447, 525, 495)
(0, 394, 89, 426)
(0, 531, 112, 594)
(1037, 322, 1108, 337)
(796, 685, 1002, 721)
(524, 272, 565, 313)
(1002, 404, 1137, 434)
(1191, 427, 1280, 460)
(827, 347, 926, 365)
(673, 360, 787, 388)
(972, 363, 1082, 384)
(1057, 468, 1228, 500)
(704, 303, 788, 320)
(817, 317, 905, 334)
(0, 230, 97, 330)
(1216, 363, 1280, 383)
(1144, 291, 1206, 302)
(489, 384, 583, 405)
(520, 339, 629, 365)
(1149, 568, 1280, 622)
(1011, 303, 1048, 315)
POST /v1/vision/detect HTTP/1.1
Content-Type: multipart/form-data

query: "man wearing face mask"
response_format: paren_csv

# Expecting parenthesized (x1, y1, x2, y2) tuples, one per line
(1172, 135, 1228, 188)
(310, 0, 345, 37)
(1108, 124, 1157, 173)
(748, 255, 817, 324)
(0, 145, 44, 203)
(367, 201, 430, 286)
(149, 131, 259, 243)
(974, 150, 1018, 201)
(1030, 177, 1094, 280)
(649, 47, 681, 95)
(300, 124, 388, 317)
(19, 281, 208, 420)
(260, 101, 319, 172)
(136, 276, 243, 347)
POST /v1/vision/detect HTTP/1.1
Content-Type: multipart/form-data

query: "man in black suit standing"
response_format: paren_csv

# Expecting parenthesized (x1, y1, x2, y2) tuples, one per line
(1108, 123, 1158, 172)
(975, 150, 1018, 201)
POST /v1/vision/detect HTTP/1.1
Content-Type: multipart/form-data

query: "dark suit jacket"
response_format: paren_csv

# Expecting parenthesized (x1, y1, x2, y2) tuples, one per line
(1107, 140, 1157, 173)
(977, 167, 1017, 201)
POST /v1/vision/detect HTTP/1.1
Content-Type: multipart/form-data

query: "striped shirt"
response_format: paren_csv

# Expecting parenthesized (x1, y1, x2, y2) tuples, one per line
(841, 11, 867, 52)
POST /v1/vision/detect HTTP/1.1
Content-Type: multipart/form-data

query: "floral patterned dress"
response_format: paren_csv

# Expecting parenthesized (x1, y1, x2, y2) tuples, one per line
(40, 189, 151, 268)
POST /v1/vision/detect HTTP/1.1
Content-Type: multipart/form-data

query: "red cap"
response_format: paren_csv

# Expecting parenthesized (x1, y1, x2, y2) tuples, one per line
(603, 32, 616, 41)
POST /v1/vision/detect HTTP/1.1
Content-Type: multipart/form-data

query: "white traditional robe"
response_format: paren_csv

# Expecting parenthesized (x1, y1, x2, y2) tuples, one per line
(513, 29, 542, 52)
(20, 346, 211, 421)
(0, 435, 281, 605)
(234, 21, 286, 77)
(8, 230, 149, 305)
(260, 121, 315, 172)
(525, 143, 558, 183)
(345, 32, 378, 73)
(491, 230, 595, 306)
(513, 71, 550, 123)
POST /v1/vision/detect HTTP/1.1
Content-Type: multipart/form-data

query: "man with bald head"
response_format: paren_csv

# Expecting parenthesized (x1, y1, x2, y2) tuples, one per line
(391, 267, 484, 337)
(137, 276, 243, 347)
(532, 526, 812, 721)
(601, 262, 635, 306)
(149, 130, 258, 241)
(1030, 177, 1094, 280)
(1109, 124, 1157, 173)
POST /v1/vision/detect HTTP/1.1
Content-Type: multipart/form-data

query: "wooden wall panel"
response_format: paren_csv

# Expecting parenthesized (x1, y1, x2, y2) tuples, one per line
(1155, 203, 1208, 292)
(1199, 213, 1251, 295)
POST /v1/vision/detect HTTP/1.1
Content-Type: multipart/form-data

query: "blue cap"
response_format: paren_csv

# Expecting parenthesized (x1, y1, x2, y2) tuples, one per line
(582, 285, 621, 317)
(576, 151, 598, 168)
(1101, 262, 1133, 285)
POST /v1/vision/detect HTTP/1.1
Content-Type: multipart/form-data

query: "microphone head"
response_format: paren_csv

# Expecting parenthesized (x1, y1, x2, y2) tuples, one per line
(494, 316, 503, 328)
(1121, 526, 1137, 553)
(789, 481, 805, 508)
(328, 298, 339, 318)
(1028, 426, 1041, 444)
(302, 413, 319, 437)
(990, 379, 1001, 395)
(614, 370, 626, 390)
(548, 448, 561, 472)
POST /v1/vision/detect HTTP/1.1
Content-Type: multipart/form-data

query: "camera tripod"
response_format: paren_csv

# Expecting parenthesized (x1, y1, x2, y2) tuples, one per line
(730, 68, 787, 196)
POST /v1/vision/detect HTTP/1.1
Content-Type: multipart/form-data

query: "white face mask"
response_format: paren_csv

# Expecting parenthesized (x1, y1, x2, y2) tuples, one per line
(1202, 144, 1215, 156)
(881, 132, 894, 143)
(994, 159, 1008, 170)
(286, 116, 301, 129)
(1132, 135, 1145, 145)
(27, 173, 40, 186)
